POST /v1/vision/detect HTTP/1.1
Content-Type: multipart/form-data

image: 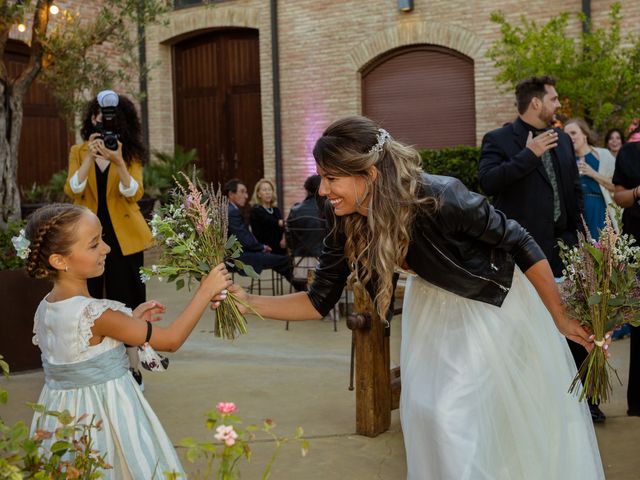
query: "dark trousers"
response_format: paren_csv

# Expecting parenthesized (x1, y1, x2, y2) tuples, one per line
(629, 325, 640, 412)
(238, 251, 292, 282)
(88, 248, 145, 309)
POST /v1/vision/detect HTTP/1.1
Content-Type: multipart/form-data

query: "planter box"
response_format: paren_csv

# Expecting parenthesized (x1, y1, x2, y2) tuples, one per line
(0, 269, 51, 372)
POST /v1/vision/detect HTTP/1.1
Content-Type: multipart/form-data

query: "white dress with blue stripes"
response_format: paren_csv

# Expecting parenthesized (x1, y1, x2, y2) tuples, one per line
(30, 296, 185, 479)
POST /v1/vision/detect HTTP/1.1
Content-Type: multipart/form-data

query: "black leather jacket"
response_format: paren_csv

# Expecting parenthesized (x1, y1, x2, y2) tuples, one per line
(307, 174, 546, 317)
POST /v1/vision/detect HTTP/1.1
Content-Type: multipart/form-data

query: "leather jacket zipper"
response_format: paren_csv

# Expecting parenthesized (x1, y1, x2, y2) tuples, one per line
(424, 235, 510, 293)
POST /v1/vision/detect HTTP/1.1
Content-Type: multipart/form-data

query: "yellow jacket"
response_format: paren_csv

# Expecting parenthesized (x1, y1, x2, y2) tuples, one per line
(64, 143, 153, 256)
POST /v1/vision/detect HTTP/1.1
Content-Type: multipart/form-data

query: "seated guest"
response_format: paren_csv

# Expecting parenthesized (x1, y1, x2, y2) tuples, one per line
(250, 178, 286, 255)
(286, 174, 327, 257)
(224, 178, 294, 284)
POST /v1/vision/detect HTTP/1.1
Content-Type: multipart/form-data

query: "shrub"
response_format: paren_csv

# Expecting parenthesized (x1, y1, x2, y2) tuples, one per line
(419, 146, 482, 193)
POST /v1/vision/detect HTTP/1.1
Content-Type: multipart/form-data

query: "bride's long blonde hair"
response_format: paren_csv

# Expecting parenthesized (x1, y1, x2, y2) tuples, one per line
(313, 116, 437, 319)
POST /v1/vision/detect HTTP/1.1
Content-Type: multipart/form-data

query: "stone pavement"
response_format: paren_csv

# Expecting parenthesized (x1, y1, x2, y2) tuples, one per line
(2, 273, 639, 479)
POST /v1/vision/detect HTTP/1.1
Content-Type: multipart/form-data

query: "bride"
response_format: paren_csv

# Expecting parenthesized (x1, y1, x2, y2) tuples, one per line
(232, 116, 606, 479)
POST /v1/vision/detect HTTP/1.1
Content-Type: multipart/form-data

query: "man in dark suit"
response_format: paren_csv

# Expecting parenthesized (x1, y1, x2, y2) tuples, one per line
(224, 178, 293, 284)
(478, 76, 602, 421)
(479, 76, 583, 278)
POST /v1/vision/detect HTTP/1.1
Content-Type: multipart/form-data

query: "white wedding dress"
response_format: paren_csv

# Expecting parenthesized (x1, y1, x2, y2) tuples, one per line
(400, 268, 604, 479)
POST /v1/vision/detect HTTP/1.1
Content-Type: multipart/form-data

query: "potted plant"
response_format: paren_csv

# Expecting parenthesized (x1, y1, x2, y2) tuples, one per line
(20, 169, 69, 219)
(0, 221, 51, 372)
(143, 145, 202, 208)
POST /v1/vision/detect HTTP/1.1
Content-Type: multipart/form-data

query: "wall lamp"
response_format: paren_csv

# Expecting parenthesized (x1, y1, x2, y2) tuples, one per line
(398, 0, 414, 12)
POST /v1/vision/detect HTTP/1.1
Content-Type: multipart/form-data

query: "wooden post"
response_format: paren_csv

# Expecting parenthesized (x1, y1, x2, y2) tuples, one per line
(348, 311, 391, 437)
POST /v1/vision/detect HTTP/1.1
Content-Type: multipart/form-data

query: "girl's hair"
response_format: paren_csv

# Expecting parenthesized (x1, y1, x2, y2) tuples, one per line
(250, 178, 278, 207)
(565, 118, 598, 147)
(313, 116, 436, 320)
(604, 128, 626, 148)
(24, 204, 90, 280)
(80, 93, 148, 166)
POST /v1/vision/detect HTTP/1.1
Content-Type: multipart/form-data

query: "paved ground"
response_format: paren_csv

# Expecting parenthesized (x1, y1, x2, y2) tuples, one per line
(2, 272, 639, 479)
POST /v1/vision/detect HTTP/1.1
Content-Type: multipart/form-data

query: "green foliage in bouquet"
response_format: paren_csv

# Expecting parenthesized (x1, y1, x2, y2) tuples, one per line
(0, 355, 111, 479)
(140, 174, 258, 339)
(178, 402, 308, 480)
(560, 214, 640, 403)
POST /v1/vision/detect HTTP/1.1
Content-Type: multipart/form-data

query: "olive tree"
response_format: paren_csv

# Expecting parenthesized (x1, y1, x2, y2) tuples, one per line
(0, 0, 170, 225)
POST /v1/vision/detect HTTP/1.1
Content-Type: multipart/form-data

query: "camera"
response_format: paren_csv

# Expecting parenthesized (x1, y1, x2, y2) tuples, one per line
(96, 90, 119, 151)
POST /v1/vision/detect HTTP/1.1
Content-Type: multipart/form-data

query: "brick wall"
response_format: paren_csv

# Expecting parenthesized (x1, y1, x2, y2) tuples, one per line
(11, 1, 640, 209)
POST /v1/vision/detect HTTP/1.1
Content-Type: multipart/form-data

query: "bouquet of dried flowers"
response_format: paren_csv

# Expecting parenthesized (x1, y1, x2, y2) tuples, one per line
(140, 175, 258, 339)
(560, 215, 640, 403)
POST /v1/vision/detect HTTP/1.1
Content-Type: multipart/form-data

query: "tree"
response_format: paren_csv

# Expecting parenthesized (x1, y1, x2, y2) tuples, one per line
(487, 2, 640, 138)
(0, 0, 170, 226)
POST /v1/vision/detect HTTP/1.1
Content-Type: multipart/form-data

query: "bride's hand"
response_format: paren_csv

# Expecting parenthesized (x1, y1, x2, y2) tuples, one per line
(211, 284, 249, 313)
(555, 313, 612, 356)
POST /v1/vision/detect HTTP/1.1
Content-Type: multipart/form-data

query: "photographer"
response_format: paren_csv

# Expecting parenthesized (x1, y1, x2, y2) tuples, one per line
(64, 90, 153, 389)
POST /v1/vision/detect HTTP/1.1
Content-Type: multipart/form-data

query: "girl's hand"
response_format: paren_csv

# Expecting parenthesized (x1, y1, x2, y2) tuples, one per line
(200, 263, 233, 299)
(133, 300, 166, 322)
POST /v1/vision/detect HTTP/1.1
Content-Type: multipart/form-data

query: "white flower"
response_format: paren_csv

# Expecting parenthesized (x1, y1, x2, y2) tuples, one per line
(11, 229, 31, 260)
(140, 272, 151, 283)
(151, 265, 159, 273)
(214, 425, 238, 446)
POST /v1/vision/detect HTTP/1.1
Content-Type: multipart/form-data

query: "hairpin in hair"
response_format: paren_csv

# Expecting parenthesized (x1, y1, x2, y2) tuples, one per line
(11, 229, 31, 260)
(368, 128, 391, 154)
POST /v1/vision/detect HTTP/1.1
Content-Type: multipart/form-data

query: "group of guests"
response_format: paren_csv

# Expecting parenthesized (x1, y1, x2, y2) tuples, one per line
(223, 175, 327, 291)
(479, 76, 640, 424)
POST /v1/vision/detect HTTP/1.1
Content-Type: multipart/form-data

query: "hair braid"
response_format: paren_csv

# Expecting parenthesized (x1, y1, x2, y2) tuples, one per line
(26, 212, 67, 279)
(24, 204, 89, 279)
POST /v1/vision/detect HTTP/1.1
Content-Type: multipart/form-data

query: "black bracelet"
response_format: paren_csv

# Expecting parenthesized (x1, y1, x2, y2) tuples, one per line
(144, 320, 152, 343)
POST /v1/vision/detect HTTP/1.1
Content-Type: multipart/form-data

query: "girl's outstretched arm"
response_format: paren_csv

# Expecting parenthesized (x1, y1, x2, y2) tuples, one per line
(91, 263, 233, 351)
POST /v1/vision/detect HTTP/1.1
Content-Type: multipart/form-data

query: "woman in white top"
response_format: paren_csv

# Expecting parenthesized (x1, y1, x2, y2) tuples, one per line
(564, 118, 618, 237)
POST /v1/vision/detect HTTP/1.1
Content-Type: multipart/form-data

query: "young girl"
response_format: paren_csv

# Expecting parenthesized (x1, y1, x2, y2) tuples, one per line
(21, 203, 231, 479)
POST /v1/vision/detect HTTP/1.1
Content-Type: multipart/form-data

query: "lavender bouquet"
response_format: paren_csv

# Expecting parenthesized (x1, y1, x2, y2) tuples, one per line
(560, 215, 640, 403)
(140, 175, 258, 339)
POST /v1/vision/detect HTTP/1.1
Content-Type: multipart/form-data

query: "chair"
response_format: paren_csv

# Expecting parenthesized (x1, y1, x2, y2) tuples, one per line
(249, 268, 284, 295)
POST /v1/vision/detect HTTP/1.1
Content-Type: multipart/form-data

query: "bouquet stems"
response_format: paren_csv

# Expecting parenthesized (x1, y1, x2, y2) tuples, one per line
(569, 345, 619, 404)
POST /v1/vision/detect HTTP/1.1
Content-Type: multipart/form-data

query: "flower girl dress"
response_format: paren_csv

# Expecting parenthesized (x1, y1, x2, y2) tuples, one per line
(30, 296, 184, 479)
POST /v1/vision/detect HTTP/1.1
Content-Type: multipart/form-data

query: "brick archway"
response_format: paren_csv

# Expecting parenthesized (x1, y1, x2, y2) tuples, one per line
(145, 5, 263, 154)
(349, 21, 484, 73)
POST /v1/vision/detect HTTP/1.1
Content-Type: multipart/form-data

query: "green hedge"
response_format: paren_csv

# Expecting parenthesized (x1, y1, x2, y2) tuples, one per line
(419, 146, 482, 194)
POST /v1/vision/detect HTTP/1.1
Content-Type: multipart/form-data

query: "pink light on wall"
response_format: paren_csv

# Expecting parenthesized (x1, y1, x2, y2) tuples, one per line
(302, 103, 329, 178)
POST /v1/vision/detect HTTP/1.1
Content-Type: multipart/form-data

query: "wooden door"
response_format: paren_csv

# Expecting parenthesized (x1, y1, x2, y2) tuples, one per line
(4, 41, 72, 188)
(173, 29, 263, 192)
(362, 45, 476, 149)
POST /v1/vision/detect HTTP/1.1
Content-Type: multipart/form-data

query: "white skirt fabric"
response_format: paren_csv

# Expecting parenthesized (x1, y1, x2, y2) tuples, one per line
(400, 269, 604, 480)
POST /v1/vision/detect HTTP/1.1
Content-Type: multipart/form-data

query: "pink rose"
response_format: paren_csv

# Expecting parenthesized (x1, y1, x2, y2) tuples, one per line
(216, 402, 237, 414)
